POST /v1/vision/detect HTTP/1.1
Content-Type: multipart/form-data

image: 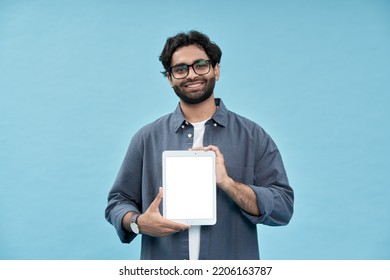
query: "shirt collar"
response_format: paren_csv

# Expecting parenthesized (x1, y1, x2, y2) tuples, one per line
(172, 98, 228, 132)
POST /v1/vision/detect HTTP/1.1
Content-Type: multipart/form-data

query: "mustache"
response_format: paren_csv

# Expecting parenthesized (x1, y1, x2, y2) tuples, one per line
(180, 77, 207, 87)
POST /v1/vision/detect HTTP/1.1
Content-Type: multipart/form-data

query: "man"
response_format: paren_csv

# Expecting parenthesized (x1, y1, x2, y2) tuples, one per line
(105, 30, 294, 260)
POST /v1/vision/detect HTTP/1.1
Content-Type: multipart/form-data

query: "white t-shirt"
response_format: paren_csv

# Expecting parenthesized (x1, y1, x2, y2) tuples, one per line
(189, 119, 208, 260)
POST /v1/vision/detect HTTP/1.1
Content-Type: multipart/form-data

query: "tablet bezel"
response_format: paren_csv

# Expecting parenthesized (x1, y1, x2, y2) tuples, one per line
(162, 150, 216, 225)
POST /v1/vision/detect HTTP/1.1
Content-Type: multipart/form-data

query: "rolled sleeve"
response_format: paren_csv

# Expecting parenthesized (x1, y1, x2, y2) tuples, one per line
(105, 135, 144, 243)
(240, 127, 294, 226)
(243, 184, 293, 226)
(105, 199, 139, 243)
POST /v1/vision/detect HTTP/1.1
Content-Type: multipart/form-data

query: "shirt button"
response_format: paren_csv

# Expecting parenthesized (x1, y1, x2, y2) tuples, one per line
(188, 133, 192, 138)
(185, 121, 189, 125)
(181, 125, 185, 129)
(214, 123, 218, 127)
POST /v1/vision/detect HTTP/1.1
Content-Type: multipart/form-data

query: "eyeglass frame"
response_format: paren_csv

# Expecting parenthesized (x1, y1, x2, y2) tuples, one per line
(167, 59, 214, 79)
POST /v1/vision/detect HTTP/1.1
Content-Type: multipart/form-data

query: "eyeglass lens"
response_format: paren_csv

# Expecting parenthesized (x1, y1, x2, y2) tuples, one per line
(171, 60, 211, 79)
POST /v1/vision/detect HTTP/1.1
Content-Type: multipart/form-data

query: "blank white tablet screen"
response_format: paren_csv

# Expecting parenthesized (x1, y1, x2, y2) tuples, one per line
(164, 155, 214, 222)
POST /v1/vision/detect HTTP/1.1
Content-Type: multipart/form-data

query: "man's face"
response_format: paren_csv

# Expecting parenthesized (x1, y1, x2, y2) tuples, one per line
(168, 45, 220, 105)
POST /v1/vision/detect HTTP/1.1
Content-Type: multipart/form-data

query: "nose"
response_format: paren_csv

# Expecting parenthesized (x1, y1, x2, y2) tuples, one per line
(186, 66, 198, 79)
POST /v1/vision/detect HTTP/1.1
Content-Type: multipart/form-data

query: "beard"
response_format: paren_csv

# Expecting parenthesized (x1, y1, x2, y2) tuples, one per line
(172, 76, 216, 105)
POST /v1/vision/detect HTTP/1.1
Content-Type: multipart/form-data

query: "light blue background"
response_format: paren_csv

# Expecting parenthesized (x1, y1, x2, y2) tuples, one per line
(1, 0, 389, 260)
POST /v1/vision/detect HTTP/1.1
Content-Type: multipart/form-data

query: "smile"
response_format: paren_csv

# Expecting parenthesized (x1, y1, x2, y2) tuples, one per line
(184, 81, 205, 89)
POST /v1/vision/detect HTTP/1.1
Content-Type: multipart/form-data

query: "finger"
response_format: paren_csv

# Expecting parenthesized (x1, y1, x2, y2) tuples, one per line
(203, 145, 215, 151)
(192, 145, 219, 153)
(150, 219, 190, 237)
(158, 227, 189, 237)
(163, 220, 191, 231)
(205, 145, 223, 156)
(190, 146, 207, 151)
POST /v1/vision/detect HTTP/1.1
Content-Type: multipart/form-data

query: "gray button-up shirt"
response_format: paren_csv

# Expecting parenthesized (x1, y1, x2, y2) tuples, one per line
(105, 98, 294, 259)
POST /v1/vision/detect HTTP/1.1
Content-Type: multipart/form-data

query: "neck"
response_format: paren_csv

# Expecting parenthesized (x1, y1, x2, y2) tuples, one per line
(180, 95, 217, 123)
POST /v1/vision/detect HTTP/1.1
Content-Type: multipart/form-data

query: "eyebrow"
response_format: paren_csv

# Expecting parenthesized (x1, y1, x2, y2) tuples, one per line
(171, 58, 208, 67)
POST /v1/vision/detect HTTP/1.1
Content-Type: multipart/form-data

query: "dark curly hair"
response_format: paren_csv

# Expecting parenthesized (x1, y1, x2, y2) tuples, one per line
(159, 30, 222, 77)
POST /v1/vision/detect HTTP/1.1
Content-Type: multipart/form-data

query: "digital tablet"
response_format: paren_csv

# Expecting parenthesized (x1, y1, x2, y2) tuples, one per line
(162, 150, 216, 225)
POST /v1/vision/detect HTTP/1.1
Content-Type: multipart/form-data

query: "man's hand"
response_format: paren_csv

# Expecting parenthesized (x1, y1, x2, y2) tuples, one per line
(130, 187, 190, 237)
(192, 145, 260, 216)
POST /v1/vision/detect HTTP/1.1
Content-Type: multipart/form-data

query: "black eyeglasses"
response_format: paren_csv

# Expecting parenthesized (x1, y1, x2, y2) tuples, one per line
(168, 59, 212, 79)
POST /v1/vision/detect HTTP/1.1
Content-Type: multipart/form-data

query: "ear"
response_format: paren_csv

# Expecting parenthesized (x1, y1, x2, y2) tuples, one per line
(214, 63, 220, 81)
(167, 73, 174, 87)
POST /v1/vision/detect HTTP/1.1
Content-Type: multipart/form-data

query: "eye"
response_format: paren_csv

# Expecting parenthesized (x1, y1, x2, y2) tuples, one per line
(194, 60, 209, 69)
(172, 65, 188, 74)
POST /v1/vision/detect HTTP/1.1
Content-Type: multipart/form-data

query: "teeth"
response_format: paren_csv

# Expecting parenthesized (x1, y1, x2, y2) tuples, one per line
(186, 83, 203, 88)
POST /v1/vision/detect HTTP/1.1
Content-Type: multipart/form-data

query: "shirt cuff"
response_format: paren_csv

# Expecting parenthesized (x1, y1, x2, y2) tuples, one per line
(242, 185, 274, 224)
(112, 204, 139, 243)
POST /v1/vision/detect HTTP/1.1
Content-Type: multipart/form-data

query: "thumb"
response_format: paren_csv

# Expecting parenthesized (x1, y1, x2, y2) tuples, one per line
(149, 187, 163, 210)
